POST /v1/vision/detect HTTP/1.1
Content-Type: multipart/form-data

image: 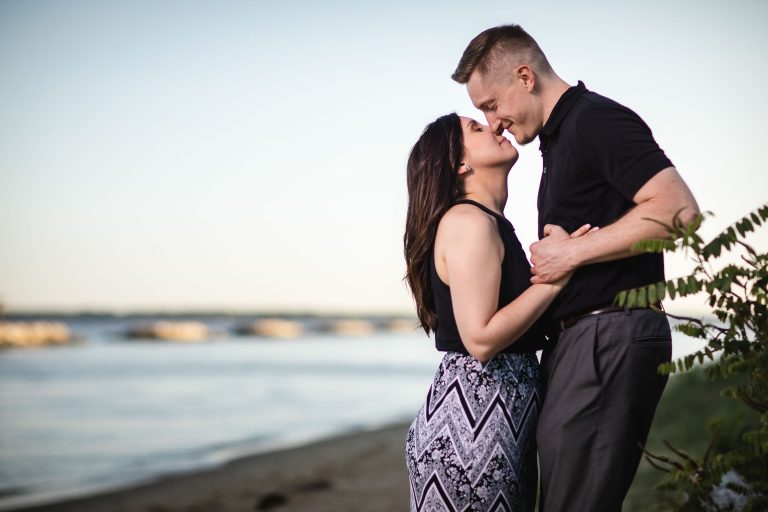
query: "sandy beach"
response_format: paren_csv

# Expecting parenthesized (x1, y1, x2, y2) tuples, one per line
(8, 423, 412, 512)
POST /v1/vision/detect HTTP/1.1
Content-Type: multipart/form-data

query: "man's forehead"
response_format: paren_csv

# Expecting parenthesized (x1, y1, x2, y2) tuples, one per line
(467, 74, 496, 109)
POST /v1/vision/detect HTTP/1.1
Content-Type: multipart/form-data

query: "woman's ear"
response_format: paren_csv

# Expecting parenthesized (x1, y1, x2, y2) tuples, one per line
(458, 162, 473, 176)
(457, 148, 471, 176)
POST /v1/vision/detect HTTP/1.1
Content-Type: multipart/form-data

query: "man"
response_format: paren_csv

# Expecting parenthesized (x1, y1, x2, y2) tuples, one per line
(452, 25, 699, 511)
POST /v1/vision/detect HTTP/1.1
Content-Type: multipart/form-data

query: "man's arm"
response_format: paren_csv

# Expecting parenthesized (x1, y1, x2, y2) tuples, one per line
(529, 166, 699, 284)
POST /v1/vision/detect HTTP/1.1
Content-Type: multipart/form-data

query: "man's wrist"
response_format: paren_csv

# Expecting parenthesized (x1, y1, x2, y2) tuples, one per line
(562, 238, 584, 271)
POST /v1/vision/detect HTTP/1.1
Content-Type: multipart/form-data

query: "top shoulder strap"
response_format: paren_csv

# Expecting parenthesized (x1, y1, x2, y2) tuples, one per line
(452, 199, 503, 219)
(452, 199, 515, 231)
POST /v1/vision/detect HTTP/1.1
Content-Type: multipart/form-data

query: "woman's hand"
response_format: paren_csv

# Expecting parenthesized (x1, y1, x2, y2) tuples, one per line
(541, 223, 599, 289)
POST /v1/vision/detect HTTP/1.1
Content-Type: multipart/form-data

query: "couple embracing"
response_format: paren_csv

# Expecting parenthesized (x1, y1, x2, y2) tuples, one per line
(403, 25, 699, 512)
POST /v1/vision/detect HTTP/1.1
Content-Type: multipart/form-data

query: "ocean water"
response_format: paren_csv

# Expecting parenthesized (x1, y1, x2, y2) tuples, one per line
(0, 318, 705, 510)
(0, 319, 443, 510)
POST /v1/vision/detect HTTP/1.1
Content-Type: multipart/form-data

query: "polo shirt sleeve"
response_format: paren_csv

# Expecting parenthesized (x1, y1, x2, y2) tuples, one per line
(575, 104, 674, 201)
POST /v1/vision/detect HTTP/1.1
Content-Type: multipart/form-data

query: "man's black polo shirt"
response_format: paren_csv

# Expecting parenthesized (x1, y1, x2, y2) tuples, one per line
(537, 81, 673, 320)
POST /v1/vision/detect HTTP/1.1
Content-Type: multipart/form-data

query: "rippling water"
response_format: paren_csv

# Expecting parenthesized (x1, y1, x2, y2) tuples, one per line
(0, 317, 705, 510)
(0, 319, 442, 509)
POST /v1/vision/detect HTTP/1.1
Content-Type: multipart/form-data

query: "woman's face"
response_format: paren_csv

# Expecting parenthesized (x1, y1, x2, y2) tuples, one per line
(459, 116, 519, 171)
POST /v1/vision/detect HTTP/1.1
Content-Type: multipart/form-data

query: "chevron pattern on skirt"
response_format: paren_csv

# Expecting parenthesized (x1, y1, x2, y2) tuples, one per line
(406, 351, 540, 512)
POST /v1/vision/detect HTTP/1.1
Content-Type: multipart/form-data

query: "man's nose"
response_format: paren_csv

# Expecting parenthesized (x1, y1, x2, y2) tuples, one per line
(486, 116, 503, 135)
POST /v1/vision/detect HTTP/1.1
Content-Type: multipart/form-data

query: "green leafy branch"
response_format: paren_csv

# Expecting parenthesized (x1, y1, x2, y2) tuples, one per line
(615, 203, 768, 511)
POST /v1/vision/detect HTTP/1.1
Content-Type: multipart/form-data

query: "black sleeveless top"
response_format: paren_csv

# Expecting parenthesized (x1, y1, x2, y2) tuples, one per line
(430, 199, 548, 354)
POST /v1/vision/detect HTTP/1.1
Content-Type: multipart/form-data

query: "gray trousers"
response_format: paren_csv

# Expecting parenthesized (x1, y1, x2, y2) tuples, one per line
(537, 308, 672, 512)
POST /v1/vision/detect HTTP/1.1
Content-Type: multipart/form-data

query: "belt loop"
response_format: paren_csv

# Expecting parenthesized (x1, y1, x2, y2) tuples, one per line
(624, 305, 631, 316)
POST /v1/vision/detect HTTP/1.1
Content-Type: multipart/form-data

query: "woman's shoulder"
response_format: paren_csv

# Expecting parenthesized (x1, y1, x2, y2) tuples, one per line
(434, 203, 504, 282)
(437, 203, 499, 242)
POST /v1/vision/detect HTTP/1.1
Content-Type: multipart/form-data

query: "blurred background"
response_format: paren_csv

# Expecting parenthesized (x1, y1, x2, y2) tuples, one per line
(1, 0, 766, 510)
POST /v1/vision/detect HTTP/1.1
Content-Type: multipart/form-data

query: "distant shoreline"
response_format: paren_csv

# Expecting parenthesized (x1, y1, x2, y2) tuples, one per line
(0, 310, 418, 320)
(0, 313, 422, 347)
(3, 421, 413, 512)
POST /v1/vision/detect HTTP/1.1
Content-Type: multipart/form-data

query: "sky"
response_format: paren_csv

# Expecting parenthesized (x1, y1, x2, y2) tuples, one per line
(1, 0, 766, 314)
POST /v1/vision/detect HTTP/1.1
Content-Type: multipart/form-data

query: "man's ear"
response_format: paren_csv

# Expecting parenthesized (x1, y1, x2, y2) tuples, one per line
(516, 65, 535, 93)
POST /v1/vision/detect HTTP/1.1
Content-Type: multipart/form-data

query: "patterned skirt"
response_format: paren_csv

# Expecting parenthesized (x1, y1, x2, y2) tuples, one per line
(405, 351, 540, 512)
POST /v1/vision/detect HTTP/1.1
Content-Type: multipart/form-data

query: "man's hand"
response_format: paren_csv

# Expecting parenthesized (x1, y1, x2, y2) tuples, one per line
(530, 224, 597, 285)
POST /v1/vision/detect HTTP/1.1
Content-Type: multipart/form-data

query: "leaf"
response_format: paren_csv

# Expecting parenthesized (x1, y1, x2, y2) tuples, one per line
(657, 362, 672, 375)
(632, 239, 676, 253)
(703, 238, 723, 259)
(676, 323, 705, 338)
(691, 233, 704, 246)
(627, 288, 638, 308)
(638, 286, 648, 308)
(667, 281, 677, 300)
(689, 213, 704, 232)
(648, 283, 658, 304)
(736, 218, 754, 237)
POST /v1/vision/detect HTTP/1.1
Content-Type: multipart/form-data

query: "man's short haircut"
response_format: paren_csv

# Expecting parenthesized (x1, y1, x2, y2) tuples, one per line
(452, 24, 553, 84)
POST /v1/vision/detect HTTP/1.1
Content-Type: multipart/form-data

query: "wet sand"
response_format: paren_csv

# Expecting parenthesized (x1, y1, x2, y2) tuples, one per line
(8, 423, 412, 512)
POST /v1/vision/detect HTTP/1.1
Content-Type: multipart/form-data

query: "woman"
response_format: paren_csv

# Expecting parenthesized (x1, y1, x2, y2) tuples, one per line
(403, 113, 593, 511)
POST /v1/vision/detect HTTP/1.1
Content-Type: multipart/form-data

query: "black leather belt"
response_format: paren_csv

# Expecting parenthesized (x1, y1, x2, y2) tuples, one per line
(551, 302, 664, 334)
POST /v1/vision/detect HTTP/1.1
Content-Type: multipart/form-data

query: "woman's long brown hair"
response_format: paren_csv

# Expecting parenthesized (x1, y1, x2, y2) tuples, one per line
(404, 113, 464, 334)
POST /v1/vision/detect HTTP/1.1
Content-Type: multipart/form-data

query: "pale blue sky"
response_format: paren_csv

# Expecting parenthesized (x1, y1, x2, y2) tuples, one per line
(1, 0, 766, 313)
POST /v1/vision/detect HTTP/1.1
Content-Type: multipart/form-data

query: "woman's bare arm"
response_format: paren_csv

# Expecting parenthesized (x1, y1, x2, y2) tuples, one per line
(438, 206, 563, 363)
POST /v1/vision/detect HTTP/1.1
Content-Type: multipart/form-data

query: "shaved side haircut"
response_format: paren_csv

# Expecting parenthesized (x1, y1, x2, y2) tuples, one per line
(452, 24, 553, 84)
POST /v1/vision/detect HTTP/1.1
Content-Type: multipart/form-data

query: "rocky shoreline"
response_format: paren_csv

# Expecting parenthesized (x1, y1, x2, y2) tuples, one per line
(0, 314, 419, 347)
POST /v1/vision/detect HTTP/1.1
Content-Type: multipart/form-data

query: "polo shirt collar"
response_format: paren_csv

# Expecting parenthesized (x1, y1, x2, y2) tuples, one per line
(540, 80, 588, 139)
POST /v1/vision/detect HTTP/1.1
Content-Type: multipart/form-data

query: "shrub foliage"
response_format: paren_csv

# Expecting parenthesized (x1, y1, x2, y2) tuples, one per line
(615, 203, 767, 511)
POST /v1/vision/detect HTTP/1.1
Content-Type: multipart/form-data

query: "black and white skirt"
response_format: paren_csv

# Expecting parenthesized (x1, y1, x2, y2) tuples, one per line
(405, 351, 540, 512)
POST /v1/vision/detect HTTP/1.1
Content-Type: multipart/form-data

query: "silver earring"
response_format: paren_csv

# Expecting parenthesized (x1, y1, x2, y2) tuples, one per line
(465, 163, 473, 173)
